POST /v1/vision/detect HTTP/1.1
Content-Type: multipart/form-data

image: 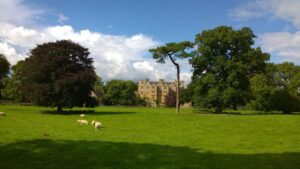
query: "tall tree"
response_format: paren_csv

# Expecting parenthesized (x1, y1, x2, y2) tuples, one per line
(22, 40, 97, 112)
(0, 54, 10, 99)
(149, 41, 193, 113)
(0, 54, 10, 80)
(1, 60, 25, 102)
(191, 26, 269, 113)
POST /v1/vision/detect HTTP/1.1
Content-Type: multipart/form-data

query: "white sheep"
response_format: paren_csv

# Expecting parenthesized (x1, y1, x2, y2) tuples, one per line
(0, 112, 6, 116)
(77, 119, 88, 125)
(80, 114, 85, 118)
(94, 122, 102, 130)
(91, 120, 102, 130)
(81, 120, 88, 125)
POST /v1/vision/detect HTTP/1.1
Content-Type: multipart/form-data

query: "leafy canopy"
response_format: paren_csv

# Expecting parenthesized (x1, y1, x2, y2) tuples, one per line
(0, 54, 10, 99)
(102, 80, 139, 106)
(149, 41, 194, 64)
(190, 26, 270, 113)
(0, 54, 10, 80)
(1, 60, 25, 102)
(249, 63, 300, 113)
(22, 40, 97, 110)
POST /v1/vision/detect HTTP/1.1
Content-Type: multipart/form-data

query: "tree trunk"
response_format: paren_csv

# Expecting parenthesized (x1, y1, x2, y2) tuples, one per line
(168, 54, 181, 114)
(57, 105, 62, 112)
(232, 103, 237, 110)
(176, 65, 180, 114)
(215, 104, 223, 114)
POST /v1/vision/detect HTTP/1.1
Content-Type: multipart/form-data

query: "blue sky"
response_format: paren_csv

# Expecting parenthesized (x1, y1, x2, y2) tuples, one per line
(0, 0, 299, 82)
(29, 0, 295, 42)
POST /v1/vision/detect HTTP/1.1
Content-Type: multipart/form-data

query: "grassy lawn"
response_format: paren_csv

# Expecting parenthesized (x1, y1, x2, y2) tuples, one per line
(0, 105, 299, 169)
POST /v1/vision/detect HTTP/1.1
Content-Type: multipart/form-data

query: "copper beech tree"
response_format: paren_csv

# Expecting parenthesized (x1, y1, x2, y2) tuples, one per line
(23, 40, 97, 112)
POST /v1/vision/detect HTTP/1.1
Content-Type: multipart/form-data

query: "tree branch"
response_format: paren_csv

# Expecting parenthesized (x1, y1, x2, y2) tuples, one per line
(168, 54, 179, 67)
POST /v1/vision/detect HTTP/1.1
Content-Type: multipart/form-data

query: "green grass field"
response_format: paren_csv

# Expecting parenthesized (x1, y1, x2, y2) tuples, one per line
(0, 105, 299, 169)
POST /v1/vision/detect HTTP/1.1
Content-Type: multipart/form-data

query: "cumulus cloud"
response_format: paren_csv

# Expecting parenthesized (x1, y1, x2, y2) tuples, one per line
(0, 0, 43, 25)
(0, 23, 192, 83)
(259, 31, 300, 63)
(229, 0, 300, 28)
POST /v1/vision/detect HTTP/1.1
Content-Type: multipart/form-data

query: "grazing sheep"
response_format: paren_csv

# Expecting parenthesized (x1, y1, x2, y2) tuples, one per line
(0, 112, 6, 116)
(91, 120, 96, 125)
(94, 121, 102, 130)
(80, 120, 88, 125)
(77, 119, 88, 125)
(80, 114, 85, 118)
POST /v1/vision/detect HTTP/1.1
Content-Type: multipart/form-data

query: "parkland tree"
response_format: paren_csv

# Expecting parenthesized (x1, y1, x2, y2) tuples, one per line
(0, 54, 10, 80)
(0, 54, 10, 98)
(190, 26, 269, 113)
(250, 62, 300, 114)
(23, 40, 97, 112)
(149, 41, 193, 113)
(1, 60, 25, 102)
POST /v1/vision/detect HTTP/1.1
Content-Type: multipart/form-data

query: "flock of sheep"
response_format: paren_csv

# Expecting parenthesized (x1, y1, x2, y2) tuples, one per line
(0, 111, 102, 130)
(77, 114, 102, 130)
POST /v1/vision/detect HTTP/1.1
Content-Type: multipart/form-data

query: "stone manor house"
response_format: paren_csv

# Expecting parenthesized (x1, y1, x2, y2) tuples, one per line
(138, 79, 184, 107)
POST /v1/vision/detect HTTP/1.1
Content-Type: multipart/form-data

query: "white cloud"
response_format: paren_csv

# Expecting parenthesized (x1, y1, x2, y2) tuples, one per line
(0, 0, 43, 25)
(58, 14, 69, 25)
(0, 23, 192, 83)
(0, 42, 26, 64)
(229, 0, 300, 28)
(259, 31, 300, 63)
(228, 1, 268, 21)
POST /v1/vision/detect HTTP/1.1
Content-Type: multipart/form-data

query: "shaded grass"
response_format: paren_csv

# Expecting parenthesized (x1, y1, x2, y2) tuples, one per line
(0, 105, 299, 169)
(1, 139, 299, 169)
(193, 107, 300, 115)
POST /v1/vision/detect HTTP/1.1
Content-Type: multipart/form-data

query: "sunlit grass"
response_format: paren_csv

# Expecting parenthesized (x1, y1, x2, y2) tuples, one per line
(0, 105, 299, 169)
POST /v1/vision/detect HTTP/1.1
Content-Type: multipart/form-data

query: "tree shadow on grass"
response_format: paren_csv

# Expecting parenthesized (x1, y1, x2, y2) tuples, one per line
(0, 139, 299, 169)
(194, 109, 300, 116)
(41, 110, 136, 116)
(93, 111, 137, 116)
(41, 110, 96, 115)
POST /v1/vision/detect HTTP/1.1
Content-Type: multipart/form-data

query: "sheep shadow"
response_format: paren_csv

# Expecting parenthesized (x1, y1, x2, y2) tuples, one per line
(0, 139, 299, 169)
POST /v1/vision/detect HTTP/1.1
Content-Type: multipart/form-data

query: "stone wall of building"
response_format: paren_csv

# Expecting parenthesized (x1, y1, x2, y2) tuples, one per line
(138, 79, 184, 107)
